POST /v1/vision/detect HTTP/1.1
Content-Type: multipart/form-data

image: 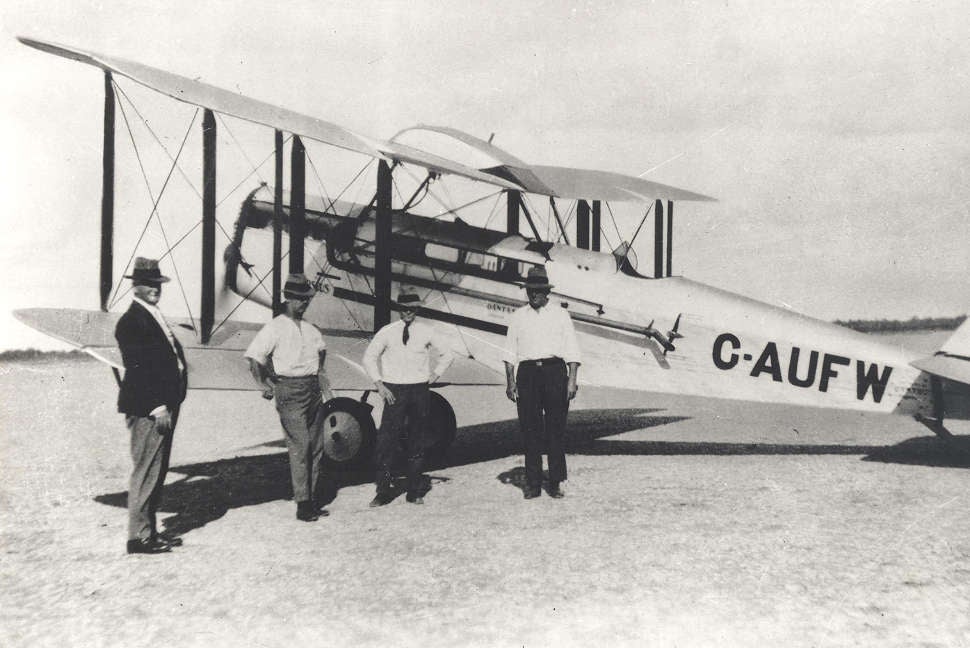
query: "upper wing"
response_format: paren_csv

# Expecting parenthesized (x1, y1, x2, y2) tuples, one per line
(20, 37, 714, 203)
(17, 37, 376, 158)
(17, 37, 519, 191)
(392, 124, 717, 202)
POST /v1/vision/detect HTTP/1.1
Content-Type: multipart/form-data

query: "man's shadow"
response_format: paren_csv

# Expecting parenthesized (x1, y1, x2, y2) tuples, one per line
(93, 452, 361, 536)
(94, 407, 675, 536)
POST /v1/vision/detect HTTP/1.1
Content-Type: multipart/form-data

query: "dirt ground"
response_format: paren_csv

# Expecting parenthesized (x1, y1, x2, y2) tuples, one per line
(2, 353, 969, 647)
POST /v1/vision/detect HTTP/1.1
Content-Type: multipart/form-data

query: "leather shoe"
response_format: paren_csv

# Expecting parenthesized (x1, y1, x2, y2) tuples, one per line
(155, 531, 183, 547)
(296, 501, 319, 522)
(369, 492, 392, 508)
(548, 483, 565, 499)
(127, 538, 171, 555)
(406, 494, 424, 505)
(524, 488, 541, 500)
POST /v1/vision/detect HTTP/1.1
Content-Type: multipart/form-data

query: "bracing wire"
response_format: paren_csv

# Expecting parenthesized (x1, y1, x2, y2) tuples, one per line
(111, 91, 197, 329)
(114, 84, 203, 201)
(605, 201, 623, 245)
(619, 201, 655, 268)
(308, 157, 375, 217)
(113, 83, 249, 261)
(211, 256, 286, 332)
(480, 192, 506, 232)
(216, 113, 268, 190)
(108, 93, 198, 313)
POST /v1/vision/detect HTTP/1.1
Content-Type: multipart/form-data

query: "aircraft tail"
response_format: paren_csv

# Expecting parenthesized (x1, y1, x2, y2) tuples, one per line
(910, 317, 970, 385)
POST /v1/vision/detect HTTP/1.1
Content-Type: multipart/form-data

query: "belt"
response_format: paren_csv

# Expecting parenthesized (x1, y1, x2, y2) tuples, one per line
(519, 357, 564, 367)
(276, 374, 317, 381)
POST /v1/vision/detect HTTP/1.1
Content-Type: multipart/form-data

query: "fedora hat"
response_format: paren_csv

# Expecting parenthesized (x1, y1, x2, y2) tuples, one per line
(523, 266, 553, 290)
(283, 273, 316, 299)
(395, 290, 425, 309)
(124, 257, 170, 284)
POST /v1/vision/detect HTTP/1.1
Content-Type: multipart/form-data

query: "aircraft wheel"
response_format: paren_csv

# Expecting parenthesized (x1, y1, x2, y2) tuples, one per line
(319, 397, 375, 470)
(425, 391, 457, 468)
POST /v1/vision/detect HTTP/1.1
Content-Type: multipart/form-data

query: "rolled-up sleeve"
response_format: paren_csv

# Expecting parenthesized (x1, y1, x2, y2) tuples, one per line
(244, 322, 276, 365)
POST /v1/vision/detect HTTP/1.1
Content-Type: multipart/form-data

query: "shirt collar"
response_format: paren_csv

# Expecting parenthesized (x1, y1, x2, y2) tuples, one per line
(133, 296, 161, 316)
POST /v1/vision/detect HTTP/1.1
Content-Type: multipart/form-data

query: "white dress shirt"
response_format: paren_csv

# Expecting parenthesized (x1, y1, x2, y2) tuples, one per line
(245, 315, 326, 377)
(505, 303, 582, 366)
(363, 319, 455, 384)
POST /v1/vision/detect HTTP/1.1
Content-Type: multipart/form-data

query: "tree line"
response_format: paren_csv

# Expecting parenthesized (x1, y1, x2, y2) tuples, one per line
(834, 315, 967, 333)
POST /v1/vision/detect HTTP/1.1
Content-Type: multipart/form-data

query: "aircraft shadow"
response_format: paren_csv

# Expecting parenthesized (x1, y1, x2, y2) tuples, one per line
(861, 435, 970, 469)
(92, 408, 970, 536)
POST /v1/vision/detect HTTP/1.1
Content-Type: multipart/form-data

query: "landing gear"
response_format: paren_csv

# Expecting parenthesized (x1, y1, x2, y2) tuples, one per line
(319, 397, 376, 470)
(916, 376, 955, 441)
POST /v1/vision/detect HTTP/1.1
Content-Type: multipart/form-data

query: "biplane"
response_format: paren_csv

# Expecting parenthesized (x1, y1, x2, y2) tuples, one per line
(13, 36, 970, 469)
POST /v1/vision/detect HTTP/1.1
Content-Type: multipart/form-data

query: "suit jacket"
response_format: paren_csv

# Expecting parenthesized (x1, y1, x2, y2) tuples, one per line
(115, 301, 188, 416)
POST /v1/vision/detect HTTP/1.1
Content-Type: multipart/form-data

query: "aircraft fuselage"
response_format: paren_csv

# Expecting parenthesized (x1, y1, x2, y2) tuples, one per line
(226, 189, 966, 421)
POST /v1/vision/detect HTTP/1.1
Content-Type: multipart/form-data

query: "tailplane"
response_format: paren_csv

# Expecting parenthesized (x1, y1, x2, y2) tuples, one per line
(911, 317, 970, 385)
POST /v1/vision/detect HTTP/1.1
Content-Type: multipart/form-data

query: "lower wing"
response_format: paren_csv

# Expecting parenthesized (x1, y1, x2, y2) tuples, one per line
(13, 308, 502, 391)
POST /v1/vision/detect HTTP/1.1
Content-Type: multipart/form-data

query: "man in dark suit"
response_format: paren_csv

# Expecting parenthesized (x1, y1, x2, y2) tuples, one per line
(115, 257, 188, 555)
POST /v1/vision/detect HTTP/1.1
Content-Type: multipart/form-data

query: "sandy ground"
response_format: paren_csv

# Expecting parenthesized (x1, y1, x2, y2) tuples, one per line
(2, 346, 970, 647)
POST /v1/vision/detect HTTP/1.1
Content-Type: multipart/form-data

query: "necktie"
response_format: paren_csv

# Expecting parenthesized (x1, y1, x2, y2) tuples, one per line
(402, 321, 410, 345)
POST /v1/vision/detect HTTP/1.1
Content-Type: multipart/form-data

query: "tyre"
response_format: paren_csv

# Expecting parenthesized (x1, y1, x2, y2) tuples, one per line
(318, 397, 376, 470)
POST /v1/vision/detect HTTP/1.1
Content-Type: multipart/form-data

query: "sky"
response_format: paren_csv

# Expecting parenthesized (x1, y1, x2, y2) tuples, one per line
(1, 0, 968, 350)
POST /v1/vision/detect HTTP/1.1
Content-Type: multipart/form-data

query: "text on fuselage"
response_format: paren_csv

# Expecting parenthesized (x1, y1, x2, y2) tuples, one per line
(712, 333, 893, 403)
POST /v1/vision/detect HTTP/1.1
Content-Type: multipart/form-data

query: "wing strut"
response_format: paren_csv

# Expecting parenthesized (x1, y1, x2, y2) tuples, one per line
(289, 135, 306, 273)
(653, 199, 664, 278)
(591, 200, 601, 252)
(517, 197, 544, 245)
(374, 159, 393, 331)
(201, 109, 216, 342)
(576, 200, 590, 249)
(272, 130, 284, 315)
(506, 190, 520, 234)
(100, 70, 115, 312)
(401, 172, 435, 212)
(665, 200, 673, 277)
(549, 197, 571, 246)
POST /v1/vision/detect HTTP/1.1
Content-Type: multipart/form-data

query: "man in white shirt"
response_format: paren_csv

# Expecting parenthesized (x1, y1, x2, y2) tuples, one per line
(245, 273, 335, 522)
(363, 290, 455, 506)
(115, 257, 188, 554)
(504, 266, 581, 499)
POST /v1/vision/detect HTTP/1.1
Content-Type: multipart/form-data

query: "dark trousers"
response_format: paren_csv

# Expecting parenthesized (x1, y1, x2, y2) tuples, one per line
(127, 406, 179, 541)
(375, 382, 430, 496)
(274, 376, 326, 504)
(516, 359, 569, 488)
